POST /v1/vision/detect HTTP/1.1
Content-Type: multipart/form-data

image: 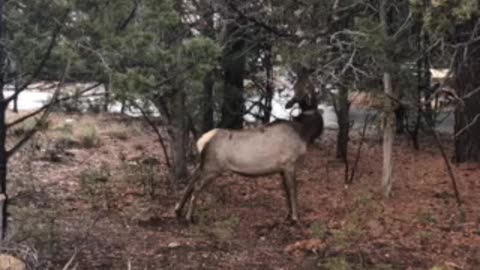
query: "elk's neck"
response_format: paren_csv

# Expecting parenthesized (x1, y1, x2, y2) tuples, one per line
(297, 116, 324, 144)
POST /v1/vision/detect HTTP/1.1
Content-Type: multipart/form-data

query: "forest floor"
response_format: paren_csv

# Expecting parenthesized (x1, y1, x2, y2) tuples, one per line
(3, 111, 480, 270)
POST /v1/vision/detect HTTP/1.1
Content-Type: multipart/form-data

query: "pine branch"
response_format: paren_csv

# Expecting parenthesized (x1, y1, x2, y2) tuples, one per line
(5, 9, 70, 104)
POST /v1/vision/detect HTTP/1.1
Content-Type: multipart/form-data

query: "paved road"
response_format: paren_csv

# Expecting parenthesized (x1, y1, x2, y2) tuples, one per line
(5, 89, 455, 134)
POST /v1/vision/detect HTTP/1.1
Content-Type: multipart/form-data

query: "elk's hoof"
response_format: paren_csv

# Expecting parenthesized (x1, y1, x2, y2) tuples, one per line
(290, 218, 299, 225)
(174, 204, 183, 219)
(284, 214, 297, 223)
(185, 215, 196, 224)
(285, 214, 299, 225)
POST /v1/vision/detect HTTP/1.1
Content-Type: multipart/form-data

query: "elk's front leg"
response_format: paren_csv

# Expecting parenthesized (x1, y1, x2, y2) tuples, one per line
(281, 171, 292, 220)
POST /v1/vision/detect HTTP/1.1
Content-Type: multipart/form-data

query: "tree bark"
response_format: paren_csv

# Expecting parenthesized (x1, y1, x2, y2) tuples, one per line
(394, 104, 405, 134)
(335, 86, 350, 160)
(201, 70, 214, 133)
(0, 0, 8, 239)
(220, 21, 245, 129)
(103, 78, 111, 112)
(200, 3, 215, 133)
(171, 88, 188, 180)
(12, 97, 18, 113)
(0, 103, 7, 239)
(453, 18, 480, 162)
(262, 44, 273, 123)
(12, 71, 18, 113)
(379, 0, 395, 198)
(382, 72, 395, 198)
(120, 98, 126, 114)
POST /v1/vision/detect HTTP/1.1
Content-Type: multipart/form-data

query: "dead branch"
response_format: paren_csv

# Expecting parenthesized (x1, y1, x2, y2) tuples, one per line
(225, 1, 292, 38)
(116, 0, 138, 33)
(5, 83, 102, 129)
(453, 113, 480, 138)
(422, 113, 462, 205)
(6, 60, 71, 158)
(461, 85, 480, 100)
(61, 251, 77, 270)
(131, 101, 172, 169)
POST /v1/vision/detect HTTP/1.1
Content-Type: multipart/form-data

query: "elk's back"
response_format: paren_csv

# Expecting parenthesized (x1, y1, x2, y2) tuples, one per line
(203, 124, 307, 175)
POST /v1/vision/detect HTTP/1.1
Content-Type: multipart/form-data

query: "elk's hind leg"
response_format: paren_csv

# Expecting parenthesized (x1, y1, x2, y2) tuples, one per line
(282, 166, 299, 223)
(281, 171, 292, 220)
(185, 172, 218, 223)
(175, 169, 201, 219)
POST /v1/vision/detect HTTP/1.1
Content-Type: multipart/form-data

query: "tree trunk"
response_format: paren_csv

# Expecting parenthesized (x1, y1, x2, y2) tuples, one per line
(454, 21, 480, 162)
(455, 104, 480, 162)
(120, 99, 126, 114)
(262, 45, 273, 123)
(336, 86, 350, 160)
(379, 0, 395, 198)
(0, 0, 8, 239)
(12, 97, 17, 113)
(171, 89, 188, 180)
(103, 80, 111, 112)
(201, 70, 214, 133)
(394, 104, 405, 134)
(382, 72, 395, 198)
(220, 21, 245, 129)
(0, 103, 7, 239)
(12, 73, 18, 113)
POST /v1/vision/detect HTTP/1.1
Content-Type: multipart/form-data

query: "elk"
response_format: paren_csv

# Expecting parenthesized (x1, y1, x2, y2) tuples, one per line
(174, 109, 324, 223)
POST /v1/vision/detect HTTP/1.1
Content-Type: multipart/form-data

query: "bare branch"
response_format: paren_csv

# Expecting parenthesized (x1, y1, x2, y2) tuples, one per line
(422, 113, 462, 205)
(116, 0, 138, 33)
(6, 82, 102, 129)
(226, 1, 292, 38)
(392, 10, 413, 41)
(62, 251, 78, 270)
(76, 43, 112, 72)
(130, 101, 172, 168)
(461, 85, 480, 100)
(454, 114, 480, 138)
(6, 59, 73, 158)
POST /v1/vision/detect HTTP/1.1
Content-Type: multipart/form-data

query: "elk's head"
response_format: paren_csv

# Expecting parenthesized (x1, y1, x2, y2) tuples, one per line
(285, 66, 318, 110)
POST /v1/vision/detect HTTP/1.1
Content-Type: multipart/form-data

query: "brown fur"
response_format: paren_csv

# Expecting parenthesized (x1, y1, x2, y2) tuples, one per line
(175, 110, 324, 223)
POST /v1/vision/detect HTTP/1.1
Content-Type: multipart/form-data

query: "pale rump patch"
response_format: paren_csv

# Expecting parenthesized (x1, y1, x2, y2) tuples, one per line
(196, 129, 219, 153)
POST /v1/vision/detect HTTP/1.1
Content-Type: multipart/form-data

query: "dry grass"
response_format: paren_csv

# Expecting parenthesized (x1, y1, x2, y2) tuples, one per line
(101, 123, 130, 141)
(74, 123, 101, 148)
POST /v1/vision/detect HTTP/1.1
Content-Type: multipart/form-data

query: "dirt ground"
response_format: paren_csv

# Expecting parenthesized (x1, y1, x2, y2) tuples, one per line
(3, 112, 480, 270)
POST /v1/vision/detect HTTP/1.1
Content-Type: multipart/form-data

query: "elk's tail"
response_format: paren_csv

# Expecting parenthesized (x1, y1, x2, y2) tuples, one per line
(196, 129, 219, 154)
